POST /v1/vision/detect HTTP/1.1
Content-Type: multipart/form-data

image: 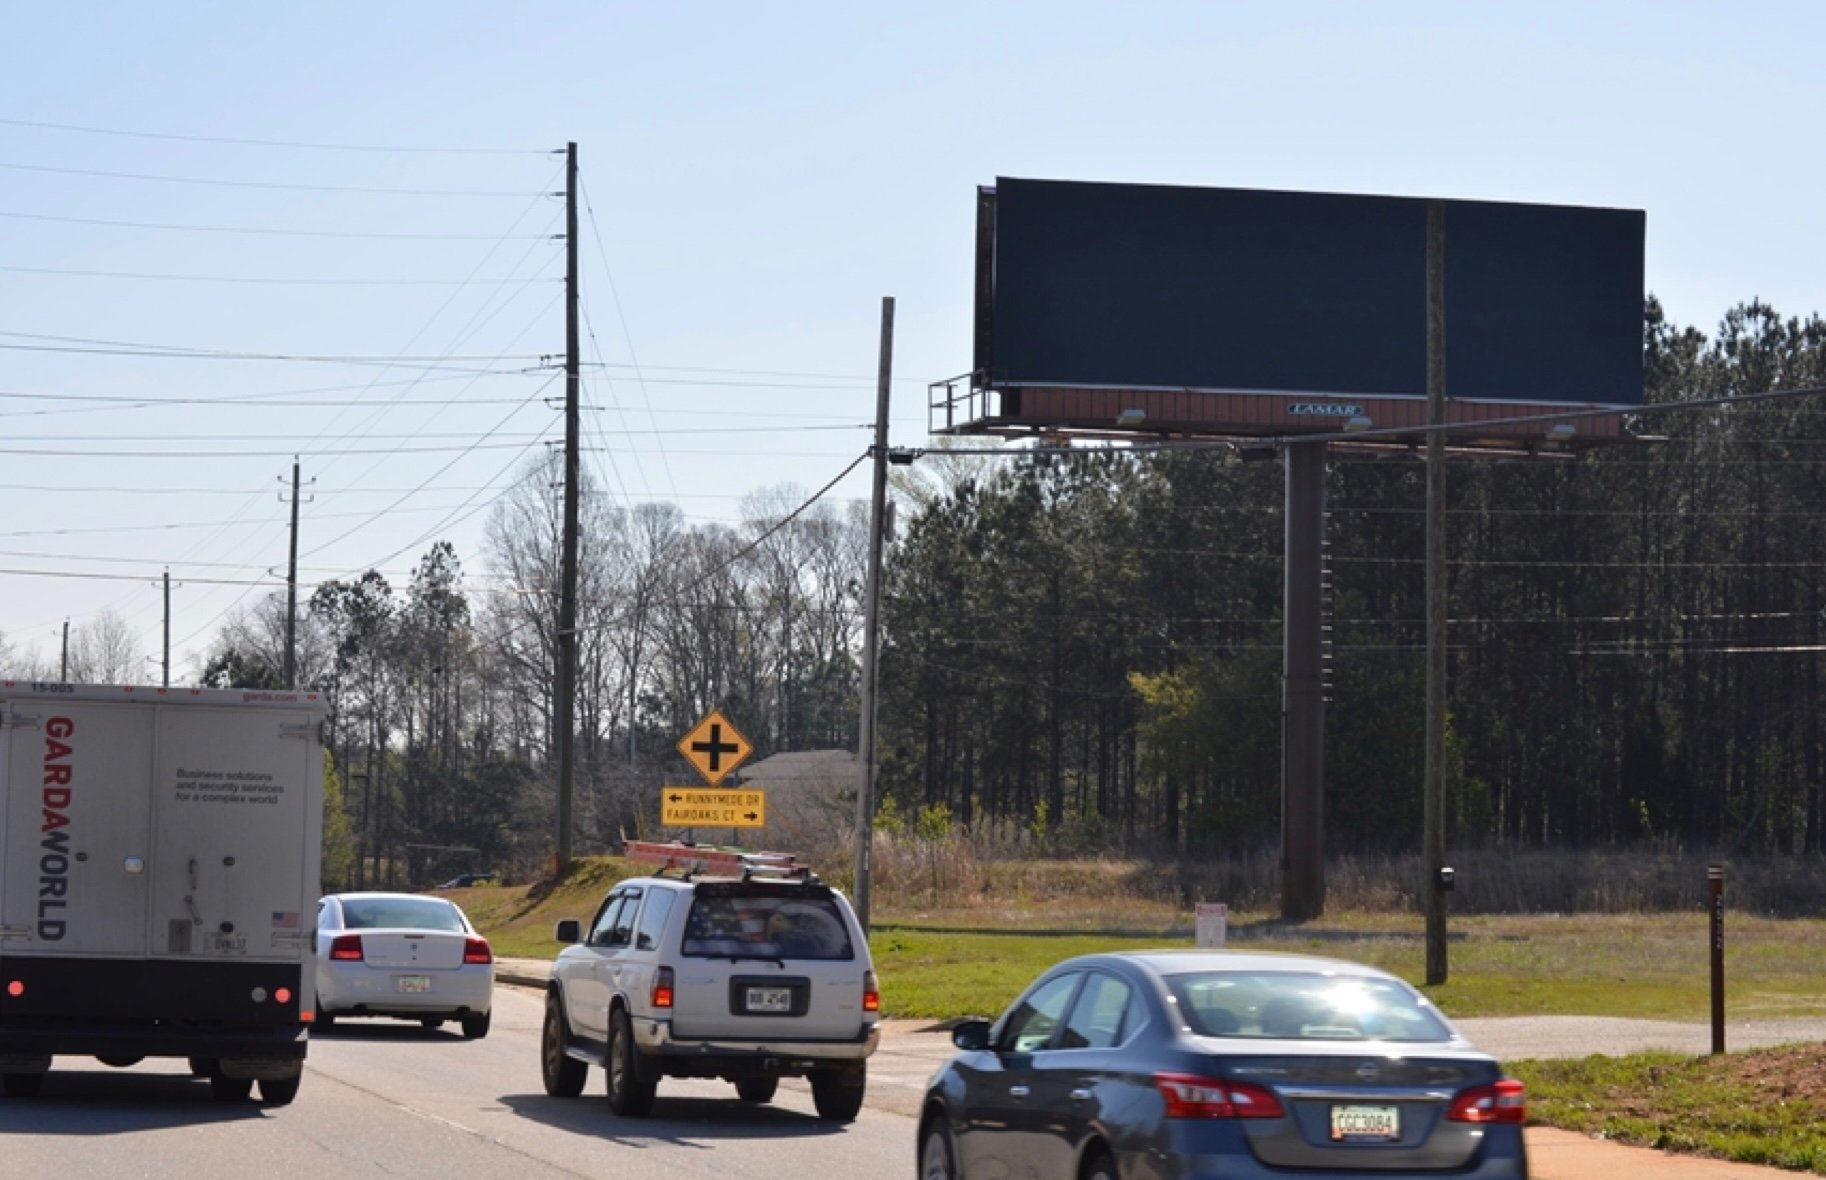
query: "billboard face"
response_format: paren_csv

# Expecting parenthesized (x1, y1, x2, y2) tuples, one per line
(979, 178, 1644, 407)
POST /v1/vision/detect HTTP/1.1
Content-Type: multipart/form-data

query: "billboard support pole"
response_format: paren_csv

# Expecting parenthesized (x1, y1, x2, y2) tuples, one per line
(1424, 201, 1451, 985)
(1281, 441, 1327, 922)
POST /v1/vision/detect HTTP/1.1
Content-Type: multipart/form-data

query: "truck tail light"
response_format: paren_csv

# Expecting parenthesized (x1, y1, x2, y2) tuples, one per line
(862, 970, 880, 1013)
(275, 987, 293, 1005)
(463, 937, 493, 965)
(652, 966, 675, 1009)
(1154, 1072, 1285, 1119)
(1446, 1078, 1526, 1124)
(329, 934, 364, 962)
(5, 980, 21, 997)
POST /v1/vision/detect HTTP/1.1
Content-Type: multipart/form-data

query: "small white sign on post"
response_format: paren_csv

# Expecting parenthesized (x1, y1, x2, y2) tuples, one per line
(1195, 902, 1228, 948)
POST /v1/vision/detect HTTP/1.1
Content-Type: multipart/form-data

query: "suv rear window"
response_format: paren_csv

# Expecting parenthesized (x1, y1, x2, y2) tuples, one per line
(681, 884, 854, 961)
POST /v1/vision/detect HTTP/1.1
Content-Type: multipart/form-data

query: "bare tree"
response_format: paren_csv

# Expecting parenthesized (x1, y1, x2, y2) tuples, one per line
(67, 609, 144, 684)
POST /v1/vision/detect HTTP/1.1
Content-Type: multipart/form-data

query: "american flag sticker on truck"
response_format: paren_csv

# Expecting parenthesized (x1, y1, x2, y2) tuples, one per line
(272, 912, 300, 929)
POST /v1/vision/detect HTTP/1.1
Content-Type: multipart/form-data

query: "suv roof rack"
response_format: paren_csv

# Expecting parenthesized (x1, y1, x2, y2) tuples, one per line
(623, 839, 818, 882)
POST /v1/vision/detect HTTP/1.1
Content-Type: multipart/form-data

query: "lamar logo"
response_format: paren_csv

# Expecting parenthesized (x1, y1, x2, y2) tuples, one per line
(39, 716, 74, 940)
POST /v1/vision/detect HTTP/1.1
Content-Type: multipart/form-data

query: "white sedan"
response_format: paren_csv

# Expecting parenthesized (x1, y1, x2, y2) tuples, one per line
(314, 892, 494, 1038)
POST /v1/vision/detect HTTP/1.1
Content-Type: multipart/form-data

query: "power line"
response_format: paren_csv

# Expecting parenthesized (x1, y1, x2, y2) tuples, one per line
(0, 210, 554, 240)
(0, 159, 548, 196)
(0, 116, 550, 155)
(0, 263, 559, 287)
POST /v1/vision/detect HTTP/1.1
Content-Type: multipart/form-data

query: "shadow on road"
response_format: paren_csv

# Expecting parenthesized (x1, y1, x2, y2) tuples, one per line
(500, 1091, 851, 1144)
(0, 1070, 267, 1135)
(311, 1021, 470, 1043)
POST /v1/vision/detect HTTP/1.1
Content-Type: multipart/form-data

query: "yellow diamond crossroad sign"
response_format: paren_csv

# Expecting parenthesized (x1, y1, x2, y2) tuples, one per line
(677, 710, 753, 786)
(660, 787, 767, 829)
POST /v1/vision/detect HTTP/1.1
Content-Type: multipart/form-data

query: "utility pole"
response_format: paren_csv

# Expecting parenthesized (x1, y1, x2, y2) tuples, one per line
(60, 619, 69, 682)
(162, 569, 172, 687)
(852, 296, 894, 932)
(1424, 201, 1450, 985)
(284, 457, 302, 688)
(554, 141, 581, 871)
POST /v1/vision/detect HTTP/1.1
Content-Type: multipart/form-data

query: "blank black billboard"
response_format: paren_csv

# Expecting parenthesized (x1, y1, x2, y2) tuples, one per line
(981, 178, 1644, 407)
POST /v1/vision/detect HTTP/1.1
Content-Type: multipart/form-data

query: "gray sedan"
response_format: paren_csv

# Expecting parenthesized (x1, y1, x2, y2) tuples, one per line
(917, 949, 1526, 1180)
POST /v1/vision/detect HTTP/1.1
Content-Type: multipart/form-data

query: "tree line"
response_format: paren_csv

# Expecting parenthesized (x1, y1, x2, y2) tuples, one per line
(5, 297, 1823, 878)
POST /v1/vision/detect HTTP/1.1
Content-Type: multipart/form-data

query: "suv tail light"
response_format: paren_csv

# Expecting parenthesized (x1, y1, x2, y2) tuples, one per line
(652, 966, 675, 1009)
(1446, 1078, 1526, 1124)
(328, 934, 364, 962)
(1154, 1072, 1285, 1119)
(863, 970, 880, 1013)
(463, 937, 493, 965)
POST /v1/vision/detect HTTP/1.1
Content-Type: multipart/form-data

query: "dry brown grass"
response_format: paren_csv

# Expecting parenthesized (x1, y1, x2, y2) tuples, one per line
(842, 834, 1826, 922)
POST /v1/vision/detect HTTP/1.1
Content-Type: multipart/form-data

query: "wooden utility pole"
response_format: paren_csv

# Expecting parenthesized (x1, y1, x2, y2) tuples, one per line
(1424, 201, 1450, 985)
(162, 569, 172, 688)
(60, 619, 68, 682)
(284, 457, 301, 688)
(555, 141, 581, 871)
(852, 296, 894, 931)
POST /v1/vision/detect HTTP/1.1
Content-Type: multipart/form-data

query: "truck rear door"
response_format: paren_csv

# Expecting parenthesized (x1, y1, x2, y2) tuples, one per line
(2, 700, 158, 958)
(149, 706, 318, 962)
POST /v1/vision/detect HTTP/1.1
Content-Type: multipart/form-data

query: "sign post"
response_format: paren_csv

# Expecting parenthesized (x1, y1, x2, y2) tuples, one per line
(1709, 864, 1725, 1055)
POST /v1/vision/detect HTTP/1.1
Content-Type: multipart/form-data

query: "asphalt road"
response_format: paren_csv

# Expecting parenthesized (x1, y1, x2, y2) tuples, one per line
(5, 979, 1820, 1179)
(0, 984, 922, 1179)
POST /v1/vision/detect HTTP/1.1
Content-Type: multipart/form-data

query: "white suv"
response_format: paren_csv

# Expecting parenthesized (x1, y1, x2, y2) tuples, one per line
(542, 866, 880, 1121)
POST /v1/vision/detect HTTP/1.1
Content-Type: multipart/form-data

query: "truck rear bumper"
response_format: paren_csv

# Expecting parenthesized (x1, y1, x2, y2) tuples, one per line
(0, 1020, 307, 1062)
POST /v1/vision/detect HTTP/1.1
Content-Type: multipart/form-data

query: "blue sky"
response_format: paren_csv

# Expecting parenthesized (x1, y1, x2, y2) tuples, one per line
(4, 2, 1823, 674)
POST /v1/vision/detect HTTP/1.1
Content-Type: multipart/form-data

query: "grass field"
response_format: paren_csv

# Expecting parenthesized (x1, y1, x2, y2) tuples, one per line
(1513, 1045, 1826, 1174)
(445, 856, 1826, 1026)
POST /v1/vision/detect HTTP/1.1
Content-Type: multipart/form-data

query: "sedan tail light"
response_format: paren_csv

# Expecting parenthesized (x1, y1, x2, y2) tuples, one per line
(1154, 1072, 1285, 1119)
(328, 934, 364, 962)
(652, 966, 675, 1009)
(1446, 1078, 1526, 1124)
(863, 970, 881, 1013)
(463, 937, 494, 965)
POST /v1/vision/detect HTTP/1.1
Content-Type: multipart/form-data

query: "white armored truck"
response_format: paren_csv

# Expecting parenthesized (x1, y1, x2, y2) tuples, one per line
(0, 681, 325, 1104)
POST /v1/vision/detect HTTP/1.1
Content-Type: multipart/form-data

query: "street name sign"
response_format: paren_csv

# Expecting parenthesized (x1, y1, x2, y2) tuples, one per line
(660, 787, 767, 829)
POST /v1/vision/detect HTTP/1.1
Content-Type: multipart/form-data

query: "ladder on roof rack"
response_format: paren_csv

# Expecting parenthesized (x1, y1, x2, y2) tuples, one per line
(623, 839, 812, 880)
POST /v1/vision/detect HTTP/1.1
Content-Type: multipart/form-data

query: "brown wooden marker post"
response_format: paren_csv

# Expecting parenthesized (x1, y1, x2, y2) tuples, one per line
(1709, 863, 1725, 1055)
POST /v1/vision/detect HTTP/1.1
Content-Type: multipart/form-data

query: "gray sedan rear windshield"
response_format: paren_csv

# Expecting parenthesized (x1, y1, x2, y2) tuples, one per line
(340, 897, 467, 933)
(682, 890, 854, 961)
(1167, 971, 1453, 1042)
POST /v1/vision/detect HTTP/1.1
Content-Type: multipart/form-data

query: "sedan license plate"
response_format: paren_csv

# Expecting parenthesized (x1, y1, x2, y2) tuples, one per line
(1330, 1104, 1400, 1141)
(396, 975, 432, 994)
(745, 986, 791, 1013)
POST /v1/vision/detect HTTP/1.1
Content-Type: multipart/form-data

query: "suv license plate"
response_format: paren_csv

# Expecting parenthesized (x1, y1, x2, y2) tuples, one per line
(1330, 1104, 1400, 1141)
(745, 986, 791, 1013)
(397, 975, 432, 994)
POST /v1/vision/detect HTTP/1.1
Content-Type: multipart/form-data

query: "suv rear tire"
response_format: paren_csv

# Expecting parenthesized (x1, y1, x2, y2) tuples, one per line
(606, 1007, 657, 1116)
(809, 1065, 865, 1122)
(542, 993, 588, 1098)
(460, 1010, 491, 1040)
